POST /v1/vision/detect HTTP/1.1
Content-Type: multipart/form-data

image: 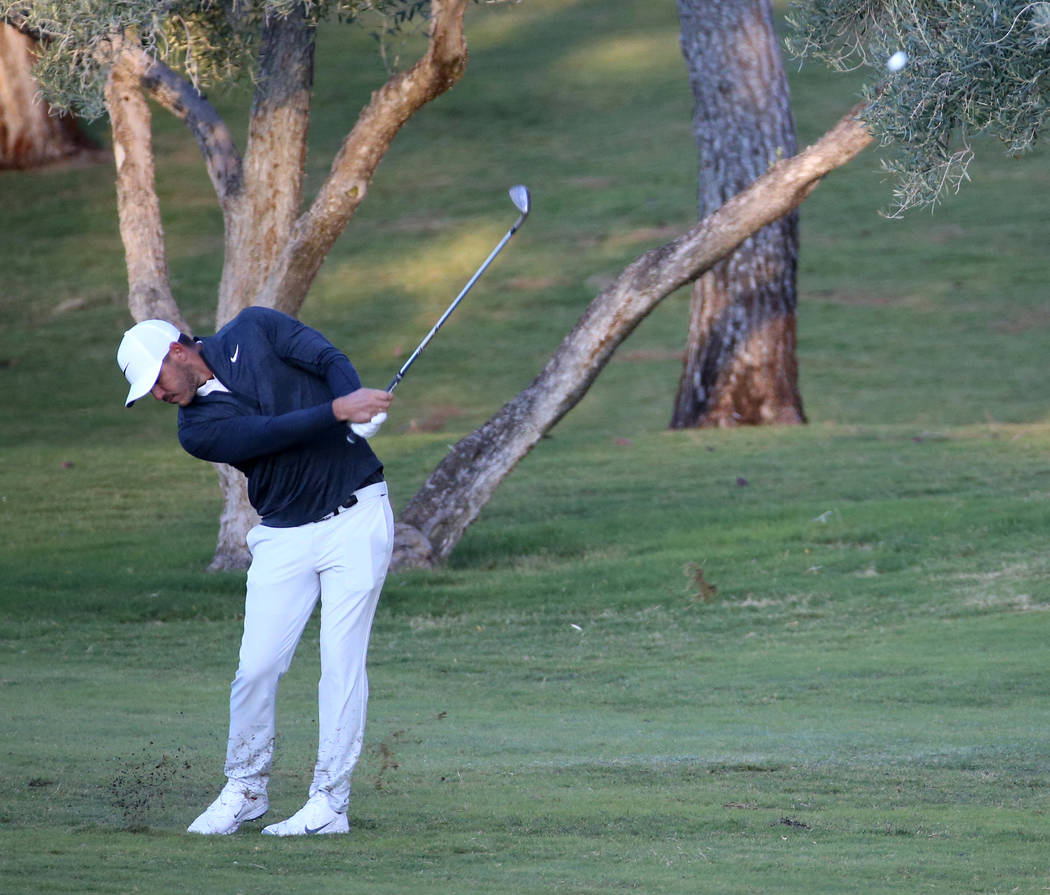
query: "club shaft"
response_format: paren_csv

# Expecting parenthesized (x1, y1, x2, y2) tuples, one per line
(386, 212, 526, 393)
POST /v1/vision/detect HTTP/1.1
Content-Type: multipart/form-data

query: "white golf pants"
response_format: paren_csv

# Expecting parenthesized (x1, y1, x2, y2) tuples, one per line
(224, 481, 393, 813)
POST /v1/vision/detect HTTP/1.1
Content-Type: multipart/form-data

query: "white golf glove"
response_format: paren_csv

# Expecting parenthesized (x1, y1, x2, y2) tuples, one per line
(349, 412, 387, 440)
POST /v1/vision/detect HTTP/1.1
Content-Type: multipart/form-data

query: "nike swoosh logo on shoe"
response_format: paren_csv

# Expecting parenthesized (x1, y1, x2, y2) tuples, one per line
(230, 345, 240, 363)
(304, 820, 335, 834)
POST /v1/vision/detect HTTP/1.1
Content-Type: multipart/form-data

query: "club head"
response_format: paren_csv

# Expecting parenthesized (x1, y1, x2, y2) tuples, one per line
(509, 184, 531, 218)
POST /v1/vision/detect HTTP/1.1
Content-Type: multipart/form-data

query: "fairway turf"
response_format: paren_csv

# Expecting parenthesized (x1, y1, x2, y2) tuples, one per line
(3, 0, 1050, 893)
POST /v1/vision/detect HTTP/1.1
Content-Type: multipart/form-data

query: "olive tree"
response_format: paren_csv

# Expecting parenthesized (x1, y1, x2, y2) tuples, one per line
(3, 0, 473, 568)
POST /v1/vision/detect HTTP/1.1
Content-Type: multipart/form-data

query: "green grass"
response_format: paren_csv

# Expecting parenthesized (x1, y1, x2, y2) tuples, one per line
(4, 0, 1050, 892)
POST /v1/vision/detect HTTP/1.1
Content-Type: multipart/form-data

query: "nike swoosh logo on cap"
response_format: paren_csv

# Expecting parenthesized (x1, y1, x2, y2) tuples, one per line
(230, 345, 240, 363)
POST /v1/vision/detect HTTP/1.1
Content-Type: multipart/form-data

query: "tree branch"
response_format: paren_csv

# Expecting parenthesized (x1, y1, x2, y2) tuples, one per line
(254, 0, 470, 314)
(114, 42, 242, 205)
(104, 57, 188, 331)
(394, 101, 874, 568)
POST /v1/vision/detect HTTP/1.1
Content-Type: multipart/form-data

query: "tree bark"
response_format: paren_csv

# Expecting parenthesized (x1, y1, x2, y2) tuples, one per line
(216, 5, 315, 325)
(0, 23, 96, 169)
(394, 102, 873, 568)
(671, 0, 803, 428)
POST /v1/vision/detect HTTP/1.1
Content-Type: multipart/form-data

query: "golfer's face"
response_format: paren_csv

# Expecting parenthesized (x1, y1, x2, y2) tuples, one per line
(151, 349, 198, 406)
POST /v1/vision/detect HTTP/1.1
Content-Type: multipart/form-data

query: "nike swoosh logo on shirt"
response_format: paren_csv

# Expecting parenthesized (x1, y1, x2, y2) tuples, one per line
(230, 345, 240, 363)
(305, 820, 335, 834)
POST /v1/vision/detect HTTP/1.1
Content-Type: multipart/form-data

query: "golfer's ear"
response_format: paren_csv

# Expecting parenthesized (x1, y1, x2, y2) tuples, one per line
(167, 341, 184, 360)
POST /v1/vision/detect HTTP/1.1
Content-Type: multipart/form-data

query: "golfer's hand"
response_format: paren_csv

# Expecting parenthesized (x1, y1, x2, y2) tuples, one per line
(332, 388, 393, 423)
(349, 412, 387, 439)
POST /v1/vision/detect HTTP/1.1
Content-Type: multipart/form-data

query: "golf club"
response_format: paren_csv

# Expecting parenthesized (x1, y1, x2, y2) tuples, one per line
(387, 184, 530, 393)
(349, 185, 531, 440)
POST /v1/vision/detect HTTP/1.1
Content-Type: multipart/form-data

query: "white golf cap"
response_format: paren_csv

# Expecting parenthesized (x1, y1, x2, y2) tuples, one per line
(117, 319, 182, 407)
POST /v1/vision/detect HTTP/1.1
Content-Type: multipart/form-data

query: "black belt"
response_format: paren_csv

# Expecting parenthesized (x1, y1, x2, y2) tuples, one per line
(318, 470, 384, 522)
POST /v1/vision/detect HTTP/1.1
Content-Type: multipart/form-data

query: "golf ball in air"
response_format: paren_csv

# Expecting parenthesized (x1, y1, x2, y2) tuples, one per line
(887, 51, 908, 72)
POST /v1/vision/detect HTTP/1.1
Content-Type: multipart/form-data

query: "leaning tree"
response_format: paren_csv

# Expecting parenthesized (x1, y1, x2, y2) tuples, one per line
(392, 103, 875, 567)
(396, 0, 1050, 566)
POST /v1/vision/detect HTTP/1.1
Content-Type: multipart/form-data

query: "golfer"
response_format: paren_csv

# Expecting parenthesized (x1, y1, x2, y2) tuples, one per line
(117, 306, 394, 836)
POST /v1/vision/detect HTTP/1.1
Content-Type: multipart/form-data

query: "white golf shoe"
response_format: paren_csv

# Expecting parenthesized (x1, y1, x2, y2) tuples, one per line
(186, 781, 269, 835)
(261, 793, 349, 837)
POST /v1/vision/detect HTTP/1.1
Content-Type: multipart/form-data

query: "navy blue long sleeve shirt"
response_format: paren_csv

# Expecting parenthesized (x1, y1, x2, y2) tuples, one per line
(177, 307, 383, 527)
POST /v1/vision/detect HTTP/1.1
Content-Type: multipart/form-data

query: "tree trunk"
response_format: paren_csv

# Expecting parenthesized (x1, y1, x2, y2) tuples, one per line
(209, 463, 260, 572)
(216, 5, 315, 326)
(671, 0, 803, 428)
(394, 102, 873, 568)
(105, 60, 188, 330)
(207, 8, 317, 571)
(0, 23, 96, 169)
